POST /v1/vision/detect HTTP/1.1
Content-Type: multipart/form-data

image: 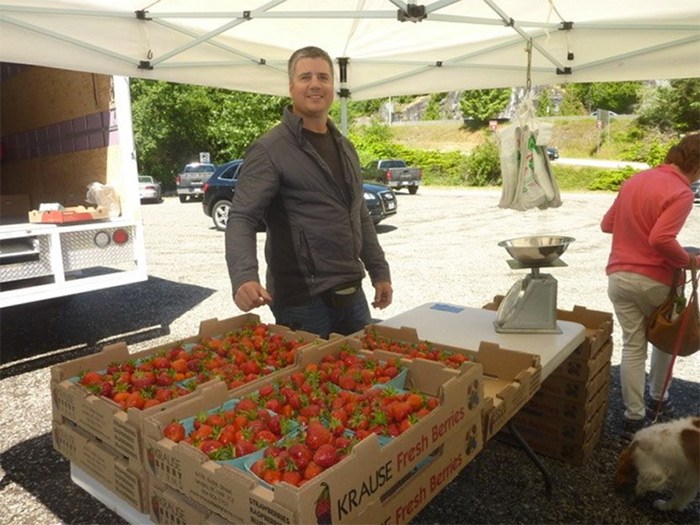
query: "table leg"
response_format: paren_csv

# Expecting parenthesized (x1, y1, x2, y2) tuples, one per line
(505, 421, 554, 499)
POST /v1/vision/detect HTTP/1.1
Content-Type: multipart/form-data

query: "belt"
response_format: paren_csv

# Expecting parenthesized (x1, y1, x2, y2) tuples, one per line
(334, 284, 360, 296)
(320, 281, 362, 308)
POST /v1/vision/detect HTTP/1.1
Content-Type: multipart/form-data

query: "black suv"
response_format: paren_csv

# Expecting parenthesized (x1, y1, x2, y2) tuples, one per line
(202, 160, 398, 231)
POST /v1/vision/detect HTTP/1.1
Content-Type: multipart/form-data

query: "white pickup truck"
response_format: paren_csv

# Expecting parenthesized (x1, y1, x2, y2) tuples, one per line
(175, 162, 216, 203)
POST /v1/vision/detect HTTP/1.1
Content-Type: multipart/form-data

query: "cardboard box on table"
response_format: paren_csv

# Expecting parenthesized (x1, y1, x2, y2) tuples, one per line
(50, 313, 321, 463)
(142, 335, 486, 525)
(52, 418, 149, 513)
(482, 296, 614, 363)
(350, 324, 542, 443)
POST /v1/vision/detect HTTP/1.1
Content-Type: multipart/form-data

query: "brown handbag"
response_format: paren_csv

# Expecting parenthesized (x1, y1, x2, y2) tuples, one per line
(646, 259, 700, 357)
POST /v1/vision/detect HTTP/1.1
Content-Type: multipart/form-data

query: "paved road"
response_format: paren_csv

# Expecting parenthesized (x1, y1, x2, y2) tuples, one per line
(1, 187, 698, 524)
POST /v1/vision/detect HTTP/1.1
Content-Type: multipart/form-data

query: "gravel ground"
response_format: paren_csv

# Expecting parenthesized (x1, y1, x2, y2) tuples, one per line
(1, 187, 698, 524)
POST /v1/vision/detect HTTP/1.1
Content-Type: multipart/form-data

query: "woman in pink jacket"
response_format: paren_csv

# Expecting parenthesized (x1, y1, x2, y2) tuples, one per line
(601, 132, 700, 443)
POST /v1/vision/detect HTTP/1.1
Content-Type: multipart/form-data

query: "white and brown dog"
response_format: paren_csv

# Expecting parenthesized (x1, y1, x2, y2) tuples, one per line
(615, 416, 699, 511)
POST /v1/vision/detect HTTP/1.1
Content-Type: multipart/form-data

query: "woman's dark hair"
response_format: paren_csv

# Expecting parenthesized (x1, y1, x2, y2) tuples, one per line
(287, 46, 334, 82)
(664, 131, 700, 176)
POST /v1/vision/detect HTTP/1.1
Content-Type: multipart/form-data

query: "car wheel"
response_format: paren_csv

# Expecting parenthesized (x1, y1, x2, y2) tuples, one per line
(179, 195, 187, 203)
(212, 200, 231, 231)
(408, 186, 418, 195)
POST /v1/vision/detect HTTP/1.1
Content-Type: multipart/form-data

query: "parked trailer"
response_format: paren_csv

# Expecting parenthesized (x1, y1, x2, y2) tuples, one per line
(0, 63, 147, 308)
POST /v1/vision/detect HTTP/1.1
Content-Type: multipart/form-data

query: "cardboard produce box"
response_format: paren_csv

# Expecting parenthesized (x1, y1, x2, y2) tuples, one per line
(145, 415, 482, 525)
(28, 205, 110, 223)
(523, 378, 610, 426)
(51, 313, 321, 463)
(353, 415, 482, 525)
(482, 296, 614, 362)
(52, 418, 149, 513)
(143, 337, 485, 525)
(538, 361, 612, 404)
(149, 478, 230, 525)
(350, 324, 541, 443)
(502, 417, 605, 466)
(512, 397, 608, 444)
(549, 340, 613, 383)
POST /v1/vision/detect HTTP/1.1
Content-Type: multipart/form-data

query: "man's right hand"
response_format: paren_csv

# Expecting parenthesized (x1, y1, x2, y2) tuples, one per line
(234, 281, 272, 312)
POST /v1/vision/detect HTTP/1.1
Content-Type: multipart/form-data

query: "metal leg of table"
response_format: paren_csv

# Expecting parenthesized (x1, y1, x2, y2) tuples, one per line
(506, 421, 554, 499)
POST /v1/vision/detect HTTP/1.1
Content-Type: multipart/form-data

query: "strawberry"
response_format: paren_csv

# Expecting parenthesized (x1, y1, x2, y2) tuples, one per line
(190, 424, 214, 442)
(304, 461, 323, 480)
(205, 413, 227, 428)
(305, 422, 333, 451)
(281, 470, 303, 487)
(313, 443, 340, 469)
(390, 401, 412, 422)
(80, 371, 103, 386)
(254, 430, 278, 446)
(131, 371, 156, 390)
(287, 443, 313, 470)
(234, 438, 257, 457)
(200, 439, 224, 458)
(156, 370, 175, 387)
(150, 356, 171, 370)
(99, 381, 114, 398)
(338, 374, 356, 391)
(235, 398, 258, 413)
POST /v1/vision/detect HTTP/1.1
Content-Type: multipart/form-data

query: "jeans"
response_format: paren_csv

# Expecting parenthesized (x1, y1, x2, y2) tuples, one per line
(607, 271, 673, 420)
(271, 289, 372, 339)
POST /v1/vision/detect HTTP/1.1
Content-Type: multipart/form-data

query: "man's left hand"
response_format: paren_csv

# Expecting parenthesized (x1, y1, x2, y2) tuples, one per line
(372, 281, 393, 309)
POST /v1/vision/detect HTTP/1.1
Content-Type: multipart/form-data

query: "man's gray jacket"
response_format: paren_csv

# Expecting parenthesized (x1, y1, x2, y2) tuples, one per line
(225, 107, 391, 307)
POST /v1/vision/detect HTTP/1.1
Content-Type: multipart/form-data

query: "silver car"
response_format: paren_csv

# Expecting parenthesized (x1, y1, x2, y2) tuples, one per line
(138, 175, 162, 203)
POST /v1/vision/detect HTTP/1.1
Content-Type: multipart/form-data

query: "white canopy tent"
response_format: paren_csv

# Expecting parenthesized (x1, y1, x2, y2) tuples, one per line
(2, 0, 699, 120)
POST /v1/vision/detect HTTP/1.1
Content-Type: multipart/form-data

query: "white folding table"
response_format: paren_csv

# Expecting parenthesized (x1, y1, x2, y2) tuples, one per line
(379, 301, 587, 498)
(379, 302, 587, 379)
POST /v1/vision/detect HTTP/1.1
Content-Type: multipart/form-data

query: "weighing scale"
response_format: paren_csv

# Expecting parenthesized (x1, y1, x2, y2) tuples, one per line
(494, 235, 575, 334)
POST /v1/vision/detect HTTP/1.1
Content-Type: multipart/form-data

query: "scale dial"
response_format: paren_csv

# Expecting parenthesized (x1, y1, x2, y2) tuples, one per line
(496, 279, 525, 327)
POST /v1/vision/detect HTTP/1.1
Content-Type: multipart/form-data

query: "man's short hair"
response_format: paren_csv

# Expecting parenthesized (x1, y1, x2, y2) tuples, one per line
(288, 46, 334, 82)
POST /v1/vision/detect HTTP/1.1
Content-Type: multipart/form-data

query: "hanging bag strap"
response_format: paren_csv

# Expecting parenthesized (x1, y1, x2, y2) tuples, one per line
(651, 257, 699, 422)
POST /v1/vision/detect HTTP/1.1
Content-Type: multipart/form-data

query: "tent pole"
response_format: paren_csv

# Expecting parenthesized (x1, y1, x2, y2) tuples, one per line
(338, 57, 349, 135)
(340, 98, 349, 135)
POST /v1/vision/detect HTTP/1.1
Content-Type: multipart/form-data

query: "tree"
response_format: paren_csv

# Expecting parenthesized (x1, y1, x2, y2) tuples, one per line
(567, 81, 642, 114)
(130, 79, 286, 188)
(636, 78, 700, 133)
(558, 86, 586, 116)
(459, 88, 511, 124)
(667, 79, 700, 133)
(536, 89, 553, 117)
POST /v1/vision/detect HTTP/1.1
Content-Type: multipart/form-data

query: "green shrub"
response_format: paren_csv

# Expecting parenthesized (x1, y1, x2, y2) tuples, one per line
(588, 167, 635, 191)
(463, 140, 501, 186)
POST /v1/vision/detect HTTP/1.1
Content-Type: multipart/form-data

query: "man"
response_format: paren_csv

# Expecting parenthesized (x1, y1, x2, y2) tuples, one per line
(225, 46, 393, 339)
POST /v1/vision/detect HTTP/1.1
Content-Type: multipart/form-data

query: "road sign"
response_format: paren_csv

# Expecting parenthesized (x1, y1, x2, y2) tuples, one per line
(199, 152, 210, 164)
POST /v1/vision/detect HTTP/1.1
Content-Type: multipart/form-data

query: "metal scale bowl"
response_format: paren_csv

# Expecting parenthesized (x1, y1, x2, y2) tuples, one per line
(494, 235, 575, 334)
